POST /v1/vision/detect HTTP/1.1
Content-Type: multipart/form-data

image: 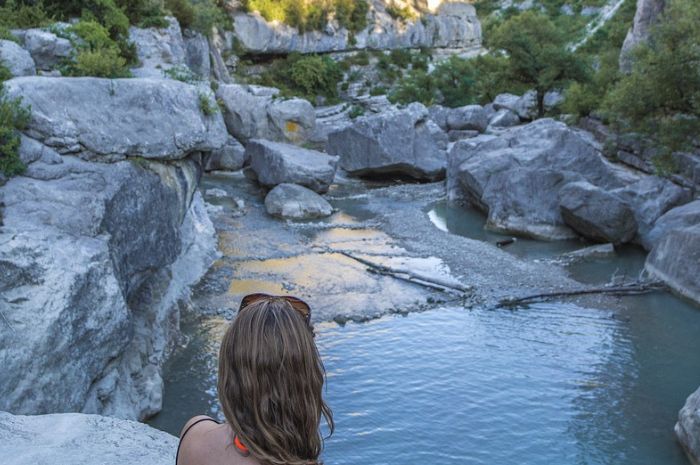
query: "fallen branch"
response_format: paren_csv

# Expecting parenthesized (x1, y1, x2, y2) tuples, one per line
(337, 250, 472, 296)
(497, 281, 667, 307)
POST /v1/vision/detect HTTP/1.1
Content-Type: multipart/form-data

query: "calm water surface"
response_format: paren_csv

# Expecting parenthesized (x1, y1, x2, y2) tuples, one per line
(149, 186, 700, 465)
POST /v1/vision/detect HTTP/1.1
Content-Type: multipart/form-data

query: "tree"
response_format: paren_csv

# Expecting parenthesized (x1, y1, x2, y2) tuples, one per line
(489, 11, 588, 117)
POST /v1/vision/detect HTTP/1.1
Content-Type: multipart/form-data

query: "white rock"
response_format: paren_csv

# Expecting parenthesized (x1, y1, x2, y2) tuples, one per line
(0, 40, 35, 76)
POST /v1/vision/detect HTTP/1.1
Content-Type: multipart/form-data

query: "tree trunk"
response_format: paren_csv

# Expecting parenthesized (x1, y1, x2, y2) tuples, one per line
(537, 90, 546, 118)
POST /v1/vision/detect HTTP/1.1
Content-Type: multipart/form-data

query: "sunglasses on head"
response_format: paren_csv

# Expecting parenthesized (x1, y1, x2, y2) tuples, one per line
(239, 293, 312, 325)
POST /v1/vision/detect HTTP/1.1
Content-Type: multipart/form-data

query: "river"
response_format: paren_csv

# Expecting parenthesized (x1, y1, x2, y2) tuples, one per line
(148, 173, 700, 465)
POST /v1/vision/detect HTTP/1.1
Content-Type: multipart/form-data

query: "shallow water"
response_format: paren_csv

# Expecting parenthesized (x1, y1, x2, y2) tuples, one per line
(149, 181, 700, 465)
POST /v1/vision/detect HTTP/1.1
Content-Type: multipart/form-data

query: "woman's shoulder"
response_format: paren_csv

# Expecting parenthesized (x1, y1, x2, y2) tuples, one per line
(177, 416, 225, 465)
(179, 415, 220, 439)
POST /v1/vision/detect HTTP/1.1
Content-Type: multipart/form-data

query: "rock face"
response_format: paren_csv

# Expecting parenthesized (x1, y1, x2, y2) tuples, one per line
(488, 109, 520, 129)
(4, 77, 227, 161)
(232, 1, 481, 55)
(204, 137, 246, 172)
(620, 0, 666, 72)
(326, 103, 448, 181)
(0, 40, 36, 76)
(265, 183, 333, 219)
(0, 77, 219, 420)
(129, 16, 187, 78)
(446, 105, 488, 132)
(559, 181, 638, 244)
(216, 84, 316, 144)
(0, 411, 177, 465)
(645, 200, 700, 250)
(183, 30, 211, 78)
(247, 139, 338, 193)
(13, 28, 73, 71)
(676, 386, 700, 465)
(645, 224, 700, 305)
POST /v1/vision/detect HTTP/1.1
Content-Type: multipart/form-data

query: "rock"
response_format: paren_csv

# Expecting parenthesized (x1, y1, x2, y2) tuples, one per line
(183, 30, 211, 79)
(488, 109, 520, 128)
(581, 6, 602, 16)
(448, 119, 629, 239)
(264, 183, 333, 219)
(561, 243, 616, 261)
(17, 29, 73, 71)
(216, 84, 316, 144)
(204, 137, 246, 172)
(0, 40, 35, 76)
(17, 135, 62, 166)
(326, 102, 448, 181)
(645, 224, 700, 305)
(448, 129, 480, 142)
(0, 411, 177, 465)
(544, 90, 564, 111)
(645, 200, 700, 251)
(446, 104, 488, 132)
(514, 90, 538, 120)
(613, 177, 691, 250)
(247, 139, 339, 193)
(676, 386, 700, 465)
(559, 181, 638, 244)
(0, 151, 218, 419)
(620, 0, 666, 72)
(128, 17, 187, 78)
(232, 1, 481, 55)
(428, 104, 451, 131)
(205, 187, 228, 198)
(493, 93, 521, 113)
(4, 76, 227, 160)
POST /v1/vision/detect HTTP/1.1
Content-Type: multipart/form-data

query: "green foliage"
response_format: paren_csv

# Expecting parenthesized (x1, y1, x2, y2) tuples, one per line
(165, 0, 195, 28)
(62, 19, 132, 77)
(0, 1, 52, 29)
(165, 0, 229, 34)
(389, 49, 412, 68)
(348, 104, 364, 119)
(198, 92, 218, 116)
(70, 19, 115, 50)
(602, 0, 700, 156)
(164, 64, 201, 82)
(575, 0, 637, 57)
(257, 54, 342, 101)
(490, 11, 588, 116)
(0, 25, 18, 42)
(70, 47, 130, 77)
(389, 69, 437, 106)
(0, 83, 30, 177)
(386, 2, 416, 22)
(0, 63, 12, 83)
(561, 49, 619, 118)
(242, 0, 368, 33)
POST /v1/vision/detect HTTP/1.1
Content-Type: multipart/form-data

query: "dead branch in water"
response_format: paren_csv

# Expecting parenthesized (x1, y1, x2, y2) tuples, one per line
(497, 281, 668, 308)
(337, 250, 473, 296)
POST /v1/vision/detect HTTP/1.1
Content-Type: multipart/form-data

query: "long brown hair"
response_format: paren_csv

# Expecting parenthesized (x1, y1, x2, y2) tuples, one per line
(218, 298, 334, 465)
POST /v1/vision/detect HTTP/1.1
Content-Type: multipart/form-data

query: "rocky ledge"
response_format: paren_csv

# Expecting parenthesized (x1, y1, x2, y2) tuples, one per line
(0, 411, 177, 465)
(0, 76, 224, 420)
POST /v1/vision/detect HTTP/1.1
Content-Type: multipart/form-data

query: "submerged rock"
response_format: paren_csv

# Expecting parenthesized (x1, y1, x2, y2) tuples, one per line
(0, 411, 177, 465)
(4, 76, 227, 160)
(676, 386, 700, 465)
(247, 139, 338, 193)
(216, 84, 316, 144)
(265, 183, 333, 219)
(326, 103, 448, 181)
(645, 224, 700, 304)
(559, 181, 637, 244)
(0, 40, 35, 77)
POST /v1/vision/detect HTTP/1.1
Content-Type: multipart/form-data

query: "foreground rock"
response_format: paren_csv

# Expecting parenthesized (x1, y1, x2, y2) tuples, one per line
(232, 1, 481, 55)
(0, 40, 35, 76)
(0, 77, 219, 420)
(247, 139, 338, 193)
(327, 103, 448, 181)
(0, 411, 177, 465)
(216, 84, 316, 144)
(676, 387, 700, 465)
(4, 77, 227, 160)
(265, 183, 333, 219)
(645, 224, 700, 305)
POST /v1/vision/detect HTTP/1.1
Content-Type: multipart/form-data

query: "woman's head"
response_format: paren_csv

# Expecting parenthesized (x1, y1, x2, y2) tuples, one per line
(218, 296, 333, 465)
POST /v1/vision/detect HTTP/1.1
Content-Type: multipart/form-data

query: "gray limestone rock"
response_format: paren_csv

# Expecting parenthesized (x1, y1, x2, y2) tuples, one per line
(128, 17, 187, 79)
(264, 183, 333, 219)
(488, 109, 521, 128)
(0, 40, 35, 76)
(183, 30, 211, 79)
(620, 0, 666, 72)
(644, 200, 700, 251)
(676, 386, 700, 465)
(446, 104, 488, 132)
(204, 137, 246, 172)
(18, 29, 73, 71)
(645, 224, 700, 305)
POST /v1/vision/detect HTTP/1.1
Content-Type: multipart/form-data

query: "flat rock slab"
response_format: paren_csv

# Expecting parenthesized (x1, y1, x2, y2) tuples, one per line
(265, 183, 333, 219)
(248, 139, 338, 193)
(0, 412, 177, 465)
(4, 76, 227, 160)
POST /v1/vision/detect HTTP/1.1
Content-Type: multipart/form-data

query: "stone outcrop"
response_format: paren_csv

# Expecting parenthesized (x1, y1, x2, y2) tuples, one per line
(0, 411, 177, 465)
(327, 102, 448, 181)
(4, 77, 227, 161)
(247, 139, 338, 193)
(204, 136, 246, 172)
(644, 200, 700, 250)
(265, 183, 333, 219)
(216, 84, 316, 144)
(232, 1, 481, 55)
(183, 30, 211, 79)
(12, 28, 73, 71)
(676, 386, 700, 465)
(129, 16, 188, 79)
(645, 224, 700, 305)
(620, 0, 666, 72)
(0, 77, 220, 420)
(446, 105, 489, 132)
(0, 40, 35, 77)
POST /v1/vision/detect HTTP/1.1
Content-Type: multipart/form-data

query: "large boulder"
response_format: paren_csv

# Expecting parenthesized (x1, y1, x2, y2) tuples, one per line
(247, 139, 338, 193)
(676, 386, 700, 465)
(446, 104, 488, 132)
(216, 84, 316, 144)
(645, 224, 700, 305)
(326, 103, 448, 181)
(128, 16, 187, 78)
(488, 109, 520, 129)
(204, 136, 246, 172)
(645, 200, 700, 250)
(448, 119, 628, 239)
(559, 181, 638, 244)
(4, 76, 227, 160)
(620, 0, 666, 72)
(232, 1, 481, 55)
(0, 412, 177, 465)
(264, 183, 333, 219)
(0, 40, 35, 76)
(14, 28, 73, 71)
(183, 30, 211, 79)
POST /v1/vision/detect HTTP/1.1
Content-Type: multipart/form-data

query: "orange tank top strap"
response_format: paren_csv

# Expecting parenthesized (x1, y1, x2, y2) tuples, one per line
(234, 434, 250, 457)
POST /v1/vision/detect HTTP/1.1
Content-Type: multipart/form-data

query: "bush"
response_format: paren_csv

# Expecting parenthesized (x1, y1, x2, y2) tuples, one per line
(165, 0, 195, 28)
(242, 0, 368, 33)
(198, 92, 218, 116)
(0, 1, 52, 29)
(0, 78, 31, 177)
(386, 2, 416, 22)
(257, 54, 342, 101)
(70, 47, 130, 77)
(163, 64, 200, 83)
(62, 19, 132, 77)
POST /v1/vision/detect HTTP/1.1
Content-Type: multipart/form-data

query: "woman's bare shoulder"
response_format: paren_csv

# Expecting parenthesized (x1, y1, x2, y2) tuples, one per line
(179, 415, 219, 438)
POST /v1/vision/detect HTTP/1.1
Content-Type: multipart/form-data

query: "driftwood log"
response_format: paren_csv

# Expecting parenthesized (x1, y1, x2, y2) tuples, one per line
(497, 281, 667, 307)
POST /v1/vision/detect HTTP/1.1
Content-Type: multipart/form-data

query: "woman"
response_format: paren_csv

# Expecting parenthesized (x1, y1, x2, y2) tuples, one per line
(177, 294, 334, 465)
